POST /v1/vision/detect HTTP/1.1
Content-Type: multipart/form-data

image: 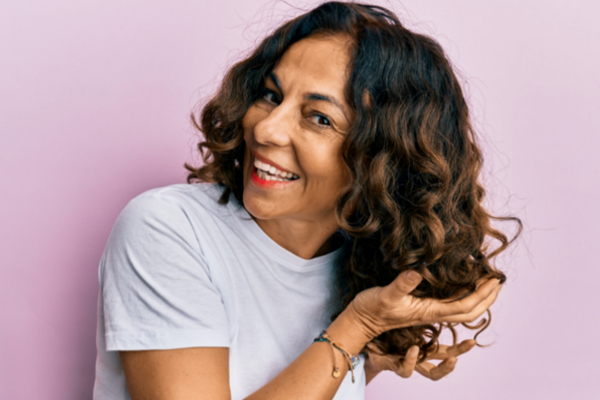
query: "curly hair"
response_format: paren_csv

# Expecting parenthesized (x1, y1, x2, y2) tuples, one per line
(185, 1, 521, 362)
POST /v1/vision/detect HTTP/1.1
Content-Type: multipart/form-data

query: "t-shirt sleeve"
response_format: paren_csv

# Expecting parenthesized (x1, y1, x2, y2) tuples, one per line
(99, 189, 230, 351)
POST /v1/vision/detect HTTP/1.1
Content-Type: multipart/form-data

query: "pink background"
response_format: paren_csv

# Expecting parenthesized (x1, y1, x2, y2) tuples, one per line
(1, 0, 598, 399)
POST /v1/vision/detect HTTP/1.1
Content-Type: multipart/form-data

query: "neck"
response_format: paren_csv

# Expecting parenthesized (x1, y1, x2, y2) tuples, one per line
(253, 214, 341, 260)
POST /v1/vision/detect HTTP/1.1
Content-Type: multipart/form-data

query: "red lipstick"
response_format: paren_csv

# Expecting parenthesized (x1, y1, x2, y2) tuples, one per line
(250, 169, 296, 187)
(249, 151, 299, 188)
(252, 151, 295, 175)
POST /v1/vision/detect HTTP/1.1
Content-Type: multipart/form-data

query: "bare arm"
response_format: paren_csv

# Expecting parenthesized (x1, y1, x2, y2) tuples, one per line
(121, 347, 231, 400)
(121, 310, 371, 400)
(121, 271, 502, 400)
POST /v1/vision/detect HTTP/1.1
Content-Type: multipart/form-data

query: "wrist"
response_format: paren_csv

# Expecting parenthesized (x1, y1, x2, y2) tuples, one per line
(326, 305, 377, 355)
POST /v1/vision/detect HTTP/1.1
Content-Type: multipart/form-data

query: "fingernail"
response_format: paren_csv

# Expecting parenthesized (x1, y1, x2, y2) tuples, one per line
(407, 271, 421, 283)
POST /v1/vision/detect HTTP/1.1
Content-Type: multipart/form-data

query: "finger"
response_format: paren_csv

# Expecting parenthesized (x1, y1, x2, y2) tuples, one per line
(444, 283, 502, 324)
(439, 278, 500, 316)
(444, 285, 499, 324)
(475, 277, 490, 289)
(449, 278, 490, 301)
(426, 340, 476, 360)
(416, 357, 457, 381)
(396, 345, 419, 378)
(380, 270, 423, 303)
(438, 279, 502, 322)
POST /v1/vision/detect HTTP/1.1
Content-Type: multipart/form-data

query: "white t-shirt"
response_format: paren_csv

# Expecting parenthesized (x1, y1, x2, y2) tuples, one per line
(93, 183, 365, 400)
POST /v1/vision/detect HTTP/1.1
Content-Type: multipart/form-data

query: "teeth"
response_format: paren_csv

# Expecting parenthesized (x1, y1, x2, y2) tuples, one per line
(256, 168, 290, 182)
(253, 158, 299, 180)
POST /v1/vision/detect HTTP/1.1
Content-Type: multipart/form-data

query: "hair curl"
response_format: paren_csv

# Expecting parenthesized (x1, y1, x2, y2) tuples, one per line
(185, 1, 521, 362)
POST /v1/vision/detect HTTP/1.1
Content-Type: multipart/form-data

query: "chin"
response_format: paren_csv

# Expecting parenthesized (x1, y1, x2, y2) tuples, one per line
(242, 189, 280, 221)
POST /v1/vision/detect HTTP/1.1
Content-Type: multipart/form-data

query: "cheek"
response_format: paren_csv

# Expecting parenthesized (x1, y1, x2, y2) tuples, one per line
(241, 109, 255, 140)
(242, 104, 269, 136)
(302, 140, 349, 192)
(241, 109, 258, 177)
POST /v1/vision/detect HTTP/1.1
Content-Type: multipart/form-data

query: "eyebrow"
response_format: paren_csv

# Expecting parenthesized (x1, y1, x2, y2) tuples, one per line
(267, 71, 349, 122)
(268, 72, 283, 93)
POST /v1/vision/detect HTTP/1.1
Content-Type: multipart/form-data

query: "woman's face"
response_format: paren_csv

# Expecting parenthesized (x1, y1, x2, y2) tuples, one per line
(241, 35, 353, 224)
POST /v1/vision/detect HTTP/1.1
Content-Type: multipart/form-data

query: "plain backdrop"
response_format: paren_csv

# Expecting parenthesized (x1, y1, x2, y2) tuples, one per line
(1, 0, 599, 399)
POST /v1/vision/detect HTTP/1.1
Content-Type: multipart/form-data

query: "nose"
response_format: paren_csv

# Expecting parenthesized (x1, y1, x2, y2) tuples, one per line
(252, 102, 294, 148)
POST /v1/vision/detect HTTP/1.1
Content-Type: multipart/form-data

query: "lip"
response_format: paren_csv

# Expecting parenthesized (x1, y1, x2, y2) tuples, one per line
(249, 151, 299, 189)
(252, 151, 296, 175)
(250, 168, 298, 188)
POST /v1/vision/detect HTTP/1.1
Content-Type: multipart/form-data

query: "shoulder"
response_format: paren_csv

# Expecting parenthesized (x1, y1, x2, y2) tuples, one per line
(127, 182, 228, 211)
(119, 183, 233, 226)
(99, 183, 233, 353)
(106, 183, 236, 252)
(102, 183, 234, 283)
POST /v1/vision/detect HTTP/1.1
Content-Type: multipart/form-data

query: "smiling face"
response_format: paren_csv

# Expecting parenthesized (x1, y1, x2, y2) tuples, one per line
(241, 34, 354, 226)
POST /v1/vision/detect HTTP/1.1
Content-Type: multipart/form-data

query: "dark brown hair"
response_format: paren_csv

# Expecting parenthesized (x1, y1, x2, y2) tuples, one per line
(186, 1, 521, 361)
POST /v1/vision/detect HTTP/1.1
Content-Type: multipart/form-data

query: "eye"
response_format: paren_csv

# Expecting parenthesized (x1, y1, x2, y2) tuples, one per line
(259, 88, 281, 105)
(309, 114, 332, 127)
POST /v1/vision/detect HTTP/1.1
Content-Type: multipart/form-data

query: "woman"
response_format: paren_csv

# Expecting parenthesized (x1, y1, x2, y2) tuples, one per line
(93, 2, 518, 399)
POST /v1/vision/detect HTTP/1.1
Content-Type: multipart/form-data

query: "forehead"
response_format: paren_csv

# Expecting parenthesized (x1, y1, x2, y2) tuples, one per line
(274, 35, 352, 94)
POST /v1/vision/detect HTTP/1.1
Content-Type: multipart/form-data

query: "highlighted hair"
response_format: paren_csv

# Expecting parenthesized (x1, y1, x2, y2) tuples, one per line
(186, 2, 521, 360)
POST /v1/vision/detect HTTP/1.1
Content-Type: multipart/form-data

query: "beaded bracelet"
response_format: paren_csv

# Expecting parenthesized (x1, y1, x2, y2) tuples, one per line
(313, 330, 360, 383)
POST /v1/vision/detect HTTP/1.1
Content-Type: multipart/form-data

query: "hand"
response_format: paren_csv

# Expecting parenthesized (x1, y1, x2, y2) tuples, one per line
(348, 270, 502, 339)
(364, 339, 477, 381)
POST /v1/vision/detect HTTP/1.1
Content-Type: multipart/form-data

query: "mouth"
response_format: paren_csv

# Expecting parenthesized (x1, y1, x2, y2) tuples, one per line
(249, 152, 300, 187)
(253, 158, 299, 182)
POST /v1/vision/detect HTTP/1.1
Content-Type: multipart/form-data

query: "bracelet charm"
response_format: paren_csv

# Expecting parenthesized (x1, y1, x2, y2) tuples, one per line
(313, 330, 360, 383)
